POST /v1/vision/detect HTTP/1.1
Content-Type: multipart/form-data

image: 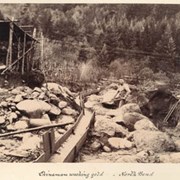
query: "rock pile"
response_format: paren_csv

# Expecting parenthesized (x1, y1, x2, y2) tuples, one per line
(0, 82, 79, 131)
(0, 82, 79, 162)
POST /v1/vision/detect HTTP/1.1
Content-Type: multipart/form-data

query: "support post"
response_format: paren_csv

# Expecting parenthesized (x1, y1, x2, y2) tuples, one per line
(16, 37, 21, 71)
(40, 32, 44, 63)
(6, 17, 14, 67)
(9, 18, 14, 66)
(22, 33, 26, 74)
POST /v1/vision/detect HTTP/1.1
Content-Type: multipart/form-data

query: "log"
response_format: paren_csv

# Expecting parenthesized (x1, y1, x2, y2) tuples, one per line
(0, 122, 73, 138)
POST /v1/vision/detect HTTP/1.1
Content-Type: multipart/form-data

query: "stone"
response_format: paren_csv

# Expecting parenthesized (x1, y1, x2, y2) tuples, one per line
(158, 153, 180, 163)
(57, 115, 75, 124)
(7, 112, 18, 122)
(134, 118, 158, 131)
(15, 111, 21, 116)
(19, 116, 29, 121)
(50, 96, 60, 106)
(58, 101, 68, 109)
(85, 159, 110, 163)
(57, 128, 66, 134)
(19, 135, 41, 150)
(29, 118, 51, 127)
(115, 124, 129, 137)
(43, 83, 62, 95)
(101, 89, 117, 105)
(14, 94, 23, 103)
(90, 141, 101, 151)
(120, 103, 142, 114)
(24, 86, 33, 92)
(38, 92, 46, 100)
(33, 87, 42, 93)
(174, 139, 180, 151)
(0, 101, 8, 108)
(116, 155, 138, 163)
(11, 88, 22, 95)
(85, 101, 98, 108)
(108, 137, 133, 149)
(16, 99, 51, 118)
(6, 124, 16, 131)
(88, 94, 102, 102)
(64, 124, 73, 130)
(93, 105, 109, 116)
(6, 97, 14, 102)
(61, 107, 78, 116)
(14, 120, 29, 130)
(122, 112, 149, 131)
(0, 116, 5, 124)
(49, 104, 61, 116)
(10, 106, 17, 112)
(103, 146, 111, 152)
(133, 130, 176, 153)
(42, 114, 50, 120)
(94, 116, 116, 136)
(30, 91, 40, 99)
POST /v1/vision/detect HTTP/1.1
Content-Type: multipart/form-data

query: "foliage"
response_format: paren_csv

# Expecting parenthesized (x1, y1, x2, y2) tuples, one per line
(1, 4, 180, 85)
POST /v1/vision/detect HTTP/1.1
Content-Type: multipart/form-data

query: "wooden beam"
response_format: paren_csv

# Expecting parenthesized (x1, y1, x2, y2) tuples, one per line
(0, 122, 73, 138)
(1, 45, 35, 75)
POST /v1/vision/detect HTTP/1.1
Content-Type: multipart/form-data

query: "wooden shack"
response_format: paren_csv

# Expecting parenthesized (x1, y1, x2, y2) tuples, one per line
(0, 19, 38, 75)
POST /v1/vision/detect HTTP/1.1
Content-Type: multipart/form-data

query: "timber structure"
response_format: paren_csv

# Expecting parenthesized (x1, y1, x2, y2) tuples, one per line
(0, 19, 38, 75)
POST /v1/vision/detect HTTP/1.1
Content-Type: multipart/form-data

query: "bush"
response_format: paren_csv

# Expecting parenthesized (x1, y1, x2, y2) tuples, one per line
(138, 67, 154, 81)
(154, 71, 170, 84)
(79, 59, 109, 83)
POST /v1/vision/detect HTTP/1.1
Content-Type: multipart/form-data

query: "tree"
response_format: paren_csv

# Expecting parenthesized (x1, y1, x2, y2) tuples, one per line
(154, 24, 177, 72)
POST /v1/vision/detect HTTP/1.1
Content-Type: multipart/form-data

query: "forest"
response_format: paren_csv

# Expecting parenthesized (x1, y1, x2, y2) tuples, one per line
(0, 4, 180, 89)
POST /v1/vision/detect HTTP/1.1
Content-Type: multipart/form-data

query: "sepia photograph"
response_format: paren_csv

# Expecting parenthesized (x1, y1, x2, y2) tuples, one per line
(1, 2, 180, 178)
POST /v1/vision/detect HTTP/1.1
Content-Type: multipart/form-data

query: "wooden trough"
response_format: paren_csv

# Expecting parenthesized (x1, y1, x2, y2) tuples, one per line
(34, 109, 95, 163)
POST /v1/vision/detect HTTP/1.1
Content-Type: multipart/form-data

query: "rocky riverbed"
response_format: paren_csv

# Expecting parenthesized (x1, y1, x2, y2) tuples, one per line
(0, 82, 80, 162)
(76, 83, 180, 163)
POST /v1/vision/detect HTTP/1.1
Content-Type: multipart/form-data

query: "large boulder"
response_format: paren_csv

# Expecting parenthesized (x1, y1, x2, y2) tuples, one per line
(141, 89, 178, 127)
(49, 104, 61, 116)
(13, 94, 23, 103)
(43, 83, 62, 94)
(94, 115, 129, 137)
(92, 104, 109, 116)
(133, 130, 175, 153)
(94, 117, 115, 136)
(158, 153, 180, 163)
(16, 100, 51, 118)
(56, 115, 75, 124)
(61, 107, 78, 116)
(29, 118, 51, 127)
(121, 112, 149, 131)
(101, 89, 117, 107)
(106, 103, 141, 118)
(134, 118, 158, 131)
(120, 103, 142, 114)
(108, 137, 133, 150)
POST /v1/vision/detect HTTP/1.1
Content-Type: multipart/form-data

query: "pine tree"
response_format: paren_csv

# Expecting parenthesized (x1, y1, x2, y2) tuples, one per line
(154, 24, 177, 72)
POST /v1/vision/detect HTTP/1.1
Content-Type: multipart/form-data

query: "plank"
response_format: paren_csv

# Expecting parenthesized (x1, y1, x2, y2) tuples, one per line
(48, 110, 95, 163)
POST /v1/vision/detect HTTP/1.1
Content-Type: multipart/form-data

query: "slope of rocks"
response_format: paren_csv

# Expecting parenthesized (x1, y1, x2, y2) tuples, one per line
(77, 82, 180, 163)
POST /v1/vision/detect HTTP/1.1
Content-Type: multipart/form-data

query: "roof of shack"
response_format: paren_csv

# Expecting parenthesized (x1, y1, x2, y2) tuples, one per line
(0, 20, 37, 42)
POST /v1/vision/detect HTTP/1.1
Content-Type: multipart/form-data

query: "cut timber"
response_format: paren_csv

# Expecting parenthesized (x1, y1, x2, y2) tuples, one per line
(48, 109, 95, 162)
